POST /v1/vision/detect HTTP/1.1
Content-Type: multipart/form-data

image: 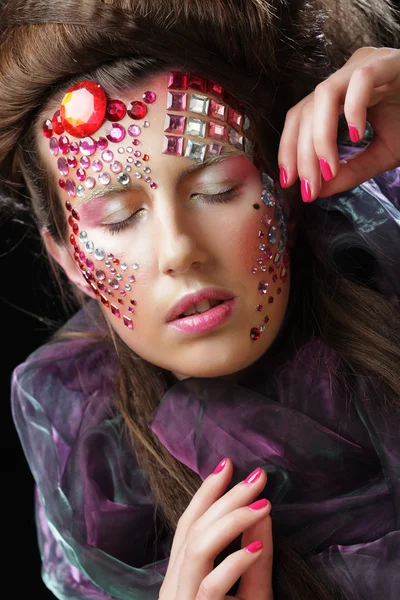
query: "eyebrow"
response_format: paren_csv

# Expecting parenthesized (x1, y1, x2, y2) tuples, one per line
(72, 148, 246, 210)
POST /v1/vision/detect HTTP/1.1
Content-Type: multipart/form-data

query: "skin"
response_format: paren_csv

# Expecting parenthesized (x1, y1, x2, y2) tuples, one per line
(38, 71, 295, 381)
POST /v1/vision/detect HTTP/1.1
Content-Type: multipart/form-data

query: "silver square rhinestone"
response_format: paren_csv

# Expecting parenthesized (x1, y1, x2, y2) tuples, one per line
(228, 128, 244, 150)
(184, 139, 207, 162)
(189, 93, 210, 115)
(186, 117, 206, 138)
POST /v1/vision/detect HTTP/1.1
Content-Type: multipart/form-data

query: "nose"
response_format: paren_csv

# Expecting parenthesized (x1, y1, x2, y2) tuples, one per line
(157, 205, 208, 275)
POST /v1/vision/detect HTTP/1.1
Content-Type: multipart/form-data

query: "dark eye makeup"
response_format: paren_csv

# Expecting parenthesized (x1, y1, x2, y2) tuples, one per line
(102, 186, 240, 235)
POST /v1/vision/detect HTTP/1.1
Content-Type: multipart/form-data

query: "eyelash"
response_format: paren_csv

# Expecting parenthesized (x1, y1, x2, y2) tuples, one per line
(103, 186, 239, 235)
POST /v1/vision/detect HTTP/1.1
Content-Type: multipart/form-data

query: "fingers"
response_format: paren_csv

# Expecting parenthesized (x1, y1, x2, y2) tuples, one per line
(237, 511, 274, 600)
(278, 47, 400, 202)
(178, 498, 271, 598)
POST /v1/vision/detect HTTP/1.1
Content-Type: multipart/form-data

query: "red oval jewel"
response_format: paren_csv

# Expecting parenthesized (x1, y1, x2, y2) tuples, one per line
(42, 119, 53, 138)
(106, 100, 127, 122)
(59, 136, 70, 155)
(67, 156, 77, 168)
(59, 179, 66, 190)
(60, 80, 107, 138)
(127, 101, 147, 120)
(52, 110, 65, 135)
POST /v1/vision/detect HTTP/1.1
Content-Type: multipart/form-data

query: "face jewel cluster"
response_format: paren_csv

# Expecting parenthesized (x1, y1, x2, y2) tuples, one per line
(41, 79, 158, 195)
(162, 71, 254, 162)
(65, 200, 137, 329)
(249, 173, 290, 341)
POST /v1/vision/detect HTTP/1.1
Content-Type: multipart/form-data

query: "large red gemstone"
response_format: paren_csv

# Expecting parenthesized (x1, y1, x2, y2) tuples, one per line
(60, 80, 107, 138)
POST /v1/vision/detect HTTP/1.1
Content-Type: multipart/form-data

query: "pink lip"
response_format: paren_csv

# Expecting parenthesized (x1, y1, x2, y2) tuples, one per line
(167, 298, 237, 334)
(165, 286, 236, 323)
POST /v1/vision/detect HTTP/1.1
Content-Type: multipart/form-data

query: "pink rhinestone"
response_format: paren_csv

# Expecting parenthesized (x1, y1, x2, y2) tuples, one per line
(106, 123, 126, 143)
(85, 177, 96, 189)
(110, 161, 123, 173)
(80, 137, 96, 156)
(164, 114, 186, 134)
(144, 176, 151, 183)
(167, 92, 187, 111)
(109, 278, 119, 290)
(96, 269, 105, 280)
(133, 139, 140, 146)
(162, 135, 183, 156)
(227, 108, 243, 130)
(92, 160, 103, 172)
(66, 178, 76, 198)
(86, 259, 94, 270)
(257, 258, 264, 265)
(207, 142, 222, 156)
(67, 156, 77, 168)
(150, 182, 157, 189)
(52, 110, 64, 135)
(96, 137, 108, 150)
(262, 214, 273, 227)
(117, 147, 125, 154)
(256, 305, 263, 311)
(143, 90, 156, 103)
(251, 267, 258, 274)
(168, 71, 188, 89)
(188, 74, 207, 93)
(129, 275, 136, 283)
(49, 137, 59, 156)
(120, 290, 127, 297)
(98, 282, 105, 291)
(80, 156, 90, 168)
(128, 124, 141, 137)
(128, 306, 135, 313)
(110, 268, 116, 275)
(70, 142, 80, 155)
(208, 122, 226, 141)
(258, 231, 265, 238)
(106, 100, 127, 122)
(134, 151, 141, 157)
(59, 136, 70, 154)
(123, 316, 133, 329)
(102, 149, 114, 162)
(209, 100, 226, 121)
(76, 168, 86, 181)
(264, 248, 273, 260)
(207, 80, 224, 99)
(42, 119, 53, 138)
(127, 101, 147, 120)
(111, 304, 121, 318)
(79, 251, 86, 261)
(57, 158, 69, 176)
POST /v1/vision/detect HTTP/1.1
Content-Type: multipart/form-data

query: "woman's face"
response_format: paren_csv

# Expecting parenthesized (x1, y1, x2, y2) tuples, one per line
(38, 71, 292, 380)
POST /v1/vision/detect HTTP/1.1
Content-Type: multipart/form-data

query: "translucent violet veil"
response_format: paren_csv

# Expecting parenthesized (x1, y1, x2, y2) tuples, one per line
(12, 145, 400, 599)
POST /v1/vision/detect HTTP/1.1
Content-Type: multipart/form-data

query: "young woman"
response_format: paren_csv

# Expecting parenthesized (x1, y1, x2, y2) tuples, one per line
(2, 1, 400, 599)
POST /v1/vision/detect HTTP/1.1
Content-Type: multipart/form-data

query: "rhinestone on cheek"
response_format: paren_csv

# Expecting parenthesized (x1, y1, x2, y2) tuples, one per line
(66, 178, 76, 197)
(92, 160, 103, 172)
(250, 328, 261, 341)
(49, 137, 59, 156)
(102, 149, 114, 162)
(258, 281, 269, 294)
(123, 316, 133, 329)
(96, 137, 108, 150)
(98, 172, 111, 185)
(110, 161, 123, 173)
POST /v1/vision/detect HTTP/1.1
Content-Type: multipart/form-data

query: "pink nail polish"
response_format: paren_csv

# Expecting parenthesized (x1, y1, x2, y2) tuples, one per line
(213, 458, 228, 474)
(279, 166, 288, 187)
(248, 498, 269, 510)
(348, 125, 360, 143)
(244, 467, 262, 484)
(319, 158, 333, 182)
(245, 540, 263, 553)
(300, 178, 312, 202)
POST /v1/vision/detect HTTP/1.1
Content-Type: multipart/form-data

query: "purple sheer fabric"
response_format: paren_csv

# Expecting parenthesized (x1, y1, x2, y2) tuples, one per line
(11, 155, 400, 599)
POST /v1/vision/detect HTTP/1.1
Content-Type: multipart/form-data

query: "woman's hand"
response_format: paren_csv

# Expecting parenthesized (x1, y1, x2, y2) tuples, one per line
(278, 47, 400, 202)
(159, 458, 273, 600)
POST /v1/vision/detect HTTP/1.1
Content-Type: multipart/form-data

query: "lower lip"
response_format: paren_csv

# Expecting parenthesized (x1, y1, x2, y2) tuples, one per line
(167, 299, 237, 334)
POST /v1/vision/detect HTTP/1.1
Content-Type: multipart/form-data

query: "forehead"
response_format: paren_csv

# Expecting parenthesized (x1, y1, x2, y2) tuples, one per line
(38, 70, 255, 202)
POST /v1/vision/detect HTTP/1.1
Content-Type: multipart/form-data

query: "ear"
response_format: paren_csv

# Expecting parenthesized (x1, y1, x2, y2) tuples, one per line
(41, 228, 97, 299)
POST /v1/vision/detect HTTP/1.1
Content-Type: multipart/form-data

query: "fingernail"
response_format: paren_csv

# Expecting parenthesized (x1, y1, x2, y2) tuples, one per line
(245, 540, 264, 553)
(244, 467, 262, 484)
(213, 458, 228, 474)
(300, 178, 312, 202)
(319, 158, 333, 181)
(248, 498, 270, 511)
(348, 124, 360, 143)
(279, 166, 288, 187)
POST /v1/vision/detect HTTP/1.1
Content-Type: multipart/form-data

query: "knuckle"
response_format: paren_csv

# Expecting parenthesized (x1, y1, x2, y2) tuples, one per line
(353, 64, 373, 79)
(184, 538, 204, 560)
(197, 578, 219, 599)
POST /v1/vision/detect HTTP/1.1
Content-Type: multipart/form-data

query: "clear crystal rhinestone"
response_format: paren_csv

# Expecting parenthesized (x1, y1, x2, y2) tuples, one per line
(186, 117, 206, 138)
(261, 189, 275, 208)
(184, 139, 206, 162)
(116, 273, 123, 281)
(143, 167, 151, 174)
(105, 260, 111, 267)
(259, 243, 266, 251)
(117, 173, 130, 185)
(260, 325, 266, 332)
(98, 172, 111, 185)
(121, 263, 128, 270)
(261, 266, 267, 272)
(125, 166, 132, 172)
(85, 241, 94, 253)
(258, 281, 269, 294)
(143, 121, 150, 127)
(94, 248, 105, 261)
(268, 226, 278, 245)
(134, 172, 142, 178)
(125, 284, 132, 291)
(79, 231, 88, 241)
(228, 128, 244, 150)
(132, 263, 139, 270)
(76, 185, 85, 197)
(189, 93, 210, 115)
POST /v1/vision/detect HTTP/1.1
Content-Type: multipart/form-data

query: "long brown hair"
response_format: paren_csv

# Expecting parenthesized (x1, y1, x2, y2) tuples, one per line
(1, 1, 400, 598)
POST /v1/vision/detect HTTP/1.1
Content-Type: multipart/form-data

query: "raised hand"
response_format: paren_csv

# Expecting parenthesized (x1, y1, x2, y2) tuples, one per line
(159, 458, 273, 600)
(278, 47, 400, 201)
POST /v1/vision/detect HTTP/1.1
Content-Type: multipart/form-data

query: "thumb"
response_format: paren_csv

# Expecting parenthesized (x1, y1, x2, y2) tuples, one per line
(236, 510, 274, 600)
(318, 137, 399, 198)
